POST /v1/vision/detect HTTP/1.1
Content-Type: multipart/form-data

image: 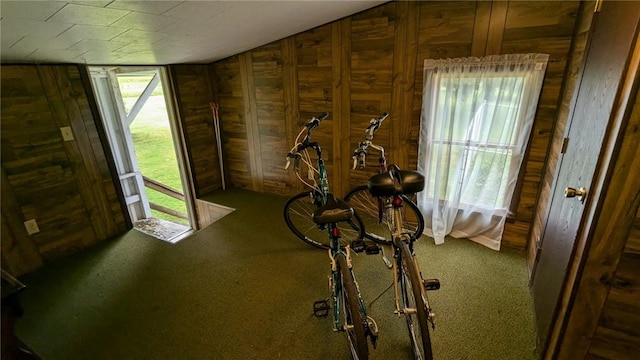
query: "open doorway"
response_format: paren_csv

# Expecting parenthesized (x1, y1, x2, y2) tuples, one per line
(89, 66, 194, 243)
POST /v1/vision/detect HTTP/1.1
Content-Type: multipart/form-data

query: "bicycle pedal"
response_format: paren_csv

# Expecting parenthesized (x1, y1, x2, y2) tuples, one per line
(350, 240, 366, 253)
(313, 300, 330, 318)
(365, 244, 380, 255)
(424, 278, 440, 291)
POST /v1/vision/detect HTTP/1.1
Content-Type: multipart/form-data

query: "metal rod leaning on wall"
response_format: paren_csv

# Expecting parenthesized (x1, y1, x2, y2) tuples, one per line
(210, 103, 226, 190)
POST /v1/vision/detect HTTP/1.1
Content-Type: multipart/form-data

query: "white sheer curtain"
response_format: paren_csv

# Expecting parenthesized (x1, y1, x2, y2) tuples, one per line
(417, 54, 549, 250)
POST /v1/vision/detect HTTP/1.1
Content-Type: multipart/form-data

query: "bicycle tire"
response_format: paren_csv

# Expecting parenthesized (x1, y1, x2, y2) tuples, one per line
(284, 191, 366, 249)
(344, 185, 424, 245)
(337, 254, 369, 360)
(398, 242, 433, 360)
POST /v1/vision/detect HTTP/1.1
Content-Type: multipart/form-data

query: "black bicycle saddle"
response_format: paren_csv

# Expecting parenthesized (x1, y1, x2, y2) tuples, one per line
(368, 164, 425, 197)
(312, 193, 354, 224)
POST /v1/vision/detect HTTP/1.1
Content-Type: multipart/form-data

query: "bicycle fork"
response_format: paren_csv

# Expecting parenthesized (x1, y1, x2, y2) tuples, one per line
(313, 232, 379, 348)
(389, 201, 439, 329)
(393, 239, 440, 329)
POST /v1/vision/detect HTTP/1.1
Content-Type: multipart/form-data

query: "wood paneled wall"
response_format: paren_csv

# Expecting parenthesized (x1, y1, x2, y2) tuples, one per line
(211, 0, 581, 249)
(590, 206, 640, 357)
(1, 65, 127, 275)
(169, 65, 221, 197)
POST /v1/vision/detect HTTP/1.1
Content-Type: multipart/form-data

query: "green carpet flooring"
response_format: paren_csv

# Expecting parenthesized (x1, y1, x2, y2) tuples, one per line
(14, 188, 540, 360)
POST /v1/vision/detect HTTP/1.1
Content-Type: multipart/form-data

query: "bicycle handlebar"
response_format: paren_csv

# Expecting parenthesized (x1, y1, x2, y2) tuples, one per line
(306, 112, 329, 131)
(352, 113, 388, 170)
(285, 112, 328, 170)
(365, 112, 388, 139)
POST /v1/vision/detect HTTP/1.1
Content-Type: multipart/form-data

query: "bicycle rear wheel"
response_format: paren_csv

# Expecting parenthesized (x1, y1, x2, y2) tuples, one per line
(398, 242, 433, 360)
(284, 191, 365, 249)
(337, 254, 369, 360)
(344, 185, 424, 245)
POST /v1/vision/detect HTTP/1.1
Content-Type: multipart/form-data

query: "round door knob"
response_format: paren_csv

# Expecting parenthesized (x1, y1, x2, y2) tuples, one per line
(564, 187, 587, 202)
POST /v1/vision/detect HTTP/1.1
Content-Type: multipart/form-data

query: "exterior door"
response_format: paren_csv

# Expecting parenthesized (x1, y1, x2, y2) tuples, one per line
(90, 68, 152, 221)
(531, 1, 640, 352)
(89, 66, 195, 230)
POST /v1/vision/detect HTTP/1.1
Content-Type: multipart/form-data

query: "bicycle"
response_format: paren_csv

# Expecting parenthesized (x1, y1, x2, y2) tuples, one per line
(283, 114, 367, 250)
(283, 112, 379, 359)
(346, 113, 440, 360)
(344, 113, 424, 245)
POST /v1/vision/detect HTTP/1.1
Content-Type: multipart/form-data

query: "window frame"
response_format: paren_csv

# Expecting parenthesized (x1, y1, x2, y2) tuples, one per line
(423, 72, 531, 215)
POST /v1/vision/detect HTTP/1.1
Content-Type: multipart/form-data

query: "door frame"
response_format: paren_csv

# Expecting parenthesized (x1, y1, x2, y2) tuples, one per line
(87, 65, 198, 230)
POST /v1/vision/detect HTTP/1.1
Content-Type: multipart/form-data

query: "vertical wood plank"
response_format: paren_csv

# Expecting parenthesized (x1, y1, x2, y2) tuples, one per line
(486, 1, 508, 55)
(349, 2, 396, 189)
(281, 38, 303, 194)
(472, 1, 492, 56)
(170, 65, 220, 197)
(37, 66, 101, 243)
(207, 63, 227, 191)
(332, 18, 351, 197)
(402, 3, 420, 171)
(213, 56, 254, 190)
(250, 42, 288, 195)
(239, 52, 264, 192)
(391, 1, 420, 170)
(627, 208, 640, 254)
(62, 66, 118, 237)
(390, 1, 408, 167)
(61, 66, 117, 238)
(0, 166, 44, 275)
(332, 21, 342, 196)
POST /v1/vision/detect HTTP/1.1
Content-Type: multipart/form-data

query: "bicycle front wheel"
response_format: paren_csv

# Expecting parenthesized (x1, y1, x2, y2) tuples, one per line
(337, 254, 369, 360)
(284, 191, 365, 249)
(344, 185, 424, 245)
(398, 242, 433, 360)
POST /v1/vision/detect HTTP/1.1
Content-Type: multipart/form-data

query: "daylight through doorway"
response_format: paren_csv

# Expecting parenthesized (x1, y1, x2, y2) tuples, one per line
(89, 66, 193, 243)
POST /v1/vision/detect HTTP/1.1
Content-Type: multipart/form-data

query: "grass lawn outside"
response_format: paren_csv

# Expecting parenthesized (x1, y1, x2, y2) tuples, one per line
(127, 93, 189, 225)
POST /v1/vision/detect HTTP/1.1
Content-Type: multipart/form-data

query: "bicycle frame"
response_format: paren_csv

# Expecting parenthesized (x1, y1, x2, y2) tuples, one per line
(286, 114, 376, 357)
(388, 198, 431, 322)
(317, 146, 370, 335)
(328, 231, 358, 330)
(349, 113, 437, 359)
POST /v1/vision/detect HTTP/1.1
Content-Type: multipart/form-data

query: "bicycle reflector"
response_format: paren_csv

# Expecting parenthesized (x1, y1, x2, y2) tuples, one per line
(392, 196, 403, 207)
(331, 226, 341, 238)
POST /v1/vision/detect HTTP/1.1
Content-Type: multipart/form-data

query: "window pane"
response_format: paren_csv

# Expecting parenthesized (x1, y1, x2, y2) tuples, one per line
(460, 147, 511, 209)
(435, 76, 524, 147)
(435, 79, 478, 142)
(427, 144, 465, 199)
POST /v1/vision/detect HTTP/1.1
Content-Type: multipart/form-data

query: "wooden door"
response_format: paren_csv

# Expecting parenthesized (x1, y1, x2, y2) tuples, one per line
(531, 1, 640, 352)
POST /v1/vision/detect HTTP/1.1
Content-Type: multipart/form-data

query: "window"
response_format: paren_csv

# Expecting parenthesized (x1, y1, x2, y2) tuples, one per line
(417, 54, 548, 249)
